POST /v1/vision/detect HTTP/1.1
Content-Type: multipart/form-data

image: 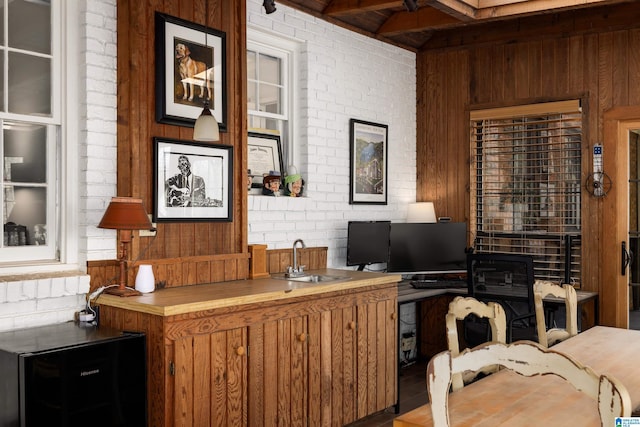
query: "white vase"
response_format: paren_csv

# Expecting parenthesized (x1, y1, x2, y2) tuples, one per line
(135, 264, 155, 293)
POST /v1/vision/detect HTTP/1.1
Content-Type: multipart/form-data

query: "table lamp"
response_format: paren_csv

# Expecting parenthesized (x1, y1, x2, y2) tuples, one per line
(98, 197, 154, 297)
(407, 202, 437, 223)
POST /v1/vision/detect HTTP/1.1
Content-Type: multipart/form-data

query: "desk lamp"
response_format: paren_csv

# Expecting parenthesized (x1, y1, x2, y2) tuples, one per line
(98, 197, 154, 297)
(407, 202, 437, 223)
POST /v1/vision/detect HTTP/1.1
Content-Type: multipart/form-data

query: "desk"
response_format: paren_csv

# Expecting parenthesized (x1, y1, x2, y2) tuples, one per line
(393, 326, 640, 426)
(394, 283, 598, 413)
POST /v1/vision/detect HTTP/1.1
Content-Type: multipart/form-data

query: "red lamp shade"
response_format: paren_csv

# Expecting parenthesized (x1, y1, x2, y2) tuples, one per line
(98, 197, 153, 231)
(98, 197, 154, 297)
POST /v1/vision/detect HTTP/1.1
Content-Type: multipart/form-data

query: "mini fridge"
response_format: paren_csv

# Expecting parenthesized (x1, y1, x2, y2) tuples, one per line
(0, 322, 146, 427)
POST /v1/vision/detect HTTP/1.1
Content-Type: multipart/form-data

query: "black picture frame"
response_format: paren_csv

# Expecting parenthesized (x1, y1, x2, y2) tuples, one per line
(349, 119, 388, 205)
(155, 12, 227, 131)
(153, 137, 233, 222)
(248, 132, 284, 188)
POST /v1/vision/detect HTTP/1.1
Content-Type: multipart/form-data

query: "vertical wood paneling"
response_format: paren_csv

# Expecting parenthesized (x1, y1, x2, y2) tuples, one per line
(342, 307, 356, 424)
(263, 321, 278, 426)
(277, 319, 292, 426)
(115, 0, 246, 280)
(307, 312, 322, 425)
(211, 331, 227, 426)
(331, 309, 344, 424)
(320, 310, 333, 425)
(356, 300, 369, 419)
(174, 337, 194, 426)
(248, 324, 265, 427)
(192, 334, 210, 425)
(226, 328, 247, 426)
(417, 14, 640, 324)
(366, 302, 377, 415)
(290, 316, 308, 426)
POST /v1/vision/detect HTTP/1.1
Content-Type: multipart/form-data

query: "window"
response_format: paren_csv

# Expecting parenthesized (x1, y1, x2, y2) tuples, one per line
(470, 100, 582, 283)
(247, 28, 298, 169)
(1, 0, 59, 263)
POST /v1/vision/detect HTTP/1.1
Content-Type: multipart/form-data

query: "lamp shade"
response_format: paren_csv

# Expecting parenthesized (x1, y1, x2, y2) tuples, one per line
(407, 202, 437, 223)
(98, 197, 154, 230)
(193, 103, 220, 142)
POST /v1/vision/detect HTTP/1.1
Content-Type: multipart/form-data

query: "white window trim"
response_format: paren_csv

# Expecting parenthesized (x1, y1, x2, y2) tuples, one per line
(0, 0, 80, 275)
(247, 25, 301, 170)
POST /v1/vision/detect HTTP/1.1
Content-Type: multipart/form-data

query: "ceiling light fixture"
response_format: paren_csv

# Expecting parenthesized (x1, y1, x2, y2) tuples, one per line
(403, 0, 418, 12)
(263, 0, 276, 14)
(193, 0, 220, 142)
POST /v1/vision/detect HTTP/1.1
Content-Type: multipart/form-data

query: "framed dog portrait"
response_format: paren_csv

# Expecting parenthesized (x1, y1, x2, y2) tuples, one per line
(349, 119, 388, 205)
(153, 137, 233, 222)
(155, 12, 227, 131)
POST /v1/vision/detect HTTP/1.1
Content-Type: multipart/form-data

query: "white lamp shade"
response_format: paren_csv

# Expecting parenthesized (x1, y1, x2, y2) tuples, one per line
(193, 110, 220, 141)
(407, 202, 437, 223)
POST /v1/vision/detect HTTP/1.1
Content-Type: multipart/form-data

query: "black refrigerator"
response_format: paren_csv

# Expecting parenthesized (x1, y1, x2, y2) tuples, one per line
(0, 322, 146, 427)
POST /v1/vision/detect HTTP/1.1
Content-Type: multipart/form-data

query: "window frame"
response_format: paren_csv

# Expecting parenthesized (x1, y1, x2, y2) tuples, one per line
(470, 100, 583, 284)
(0, 0, 80, 272)
(247, 26, 299, 171)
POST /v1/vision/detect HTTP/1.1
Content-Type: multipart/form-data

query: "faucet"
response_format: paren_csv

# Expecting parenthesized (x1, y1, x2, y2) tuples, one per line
(286, 239, 306, 278)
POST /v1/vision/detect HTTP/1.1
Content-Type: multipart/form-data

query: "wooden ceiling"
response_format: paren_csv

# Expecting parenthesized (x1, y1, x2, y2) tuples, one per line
(276, 0, 635, 51)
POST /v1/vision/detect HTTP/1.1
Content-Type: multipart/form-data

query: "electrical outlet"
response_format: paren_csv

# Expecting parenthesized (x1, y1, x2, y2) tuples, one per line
(139, 214, 157, 237)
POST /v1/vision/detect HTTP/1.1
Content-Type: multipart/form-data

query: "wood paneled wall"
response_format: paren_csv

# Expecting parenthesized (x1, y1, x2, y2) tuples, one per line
(415, 2, 640, 325)
(87, 247, 328, 290)
(94, 0, 249, 289)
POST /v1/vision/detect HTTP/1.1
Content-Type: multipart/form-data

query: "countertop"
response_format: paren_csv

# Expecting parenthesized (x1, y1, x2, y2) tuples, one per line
(95, 268, 402, 317)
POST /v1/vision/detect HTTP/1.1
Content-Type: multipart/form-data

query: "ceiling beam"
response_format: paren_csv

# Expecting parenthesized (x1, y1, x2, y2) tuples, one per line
(324, 0, 403, 16)
(424, 0, 478, 21)
(377, 6, 462, 35)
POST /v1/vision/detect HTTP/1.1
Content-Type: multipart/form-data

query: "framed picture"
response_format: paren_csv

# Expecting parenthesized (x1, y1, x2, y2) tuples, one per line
(349, 119, 388, 205)
(248, 132, 284, 188)
(155, 12, 227, 131)
(153, 137, 233, 222)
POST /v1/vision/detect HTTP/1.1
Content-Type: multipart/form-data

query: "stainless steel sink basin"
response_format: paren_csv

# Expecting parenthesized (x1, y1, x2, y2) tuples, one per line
(273, 274, 351, 284)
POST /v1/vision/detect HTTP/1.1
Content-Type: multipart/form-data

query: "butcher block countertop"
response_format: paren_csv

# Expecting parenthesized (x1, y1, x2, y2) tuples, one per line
(96, 268, 401, 317)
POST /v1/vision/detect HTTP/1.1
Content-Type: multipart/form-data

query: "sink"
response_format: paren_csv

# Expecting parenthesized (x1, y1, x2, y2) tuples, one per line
(273, 274, 351, 284)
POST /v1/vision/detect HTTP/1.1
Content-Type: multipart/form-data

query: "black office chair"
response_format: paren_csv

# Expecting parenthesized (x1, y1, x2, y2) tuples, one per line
(466, 252, 538, 343)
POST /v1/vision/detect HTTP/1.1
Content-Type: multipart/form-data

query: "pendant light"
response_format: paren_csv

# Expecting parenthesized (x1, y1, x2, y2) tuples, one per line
(193, 0, 220, 142)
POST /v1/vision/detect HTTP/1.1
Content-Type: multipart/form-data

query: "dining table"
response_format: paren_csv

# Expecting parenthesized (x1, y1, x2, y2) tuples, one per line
(393, 326, 640, 426)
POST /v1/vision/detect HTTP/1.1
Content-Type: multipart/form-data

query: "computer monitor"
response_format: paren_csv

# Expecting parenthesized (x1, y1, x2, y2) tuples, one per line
(387, 222, 467, 275)
(346, 221, 391, 270)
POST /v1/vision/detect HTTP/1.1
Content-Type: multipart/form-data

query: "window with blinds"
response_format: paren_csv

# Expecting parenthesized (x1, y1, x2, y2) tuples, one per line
(470, 100, 582, 284)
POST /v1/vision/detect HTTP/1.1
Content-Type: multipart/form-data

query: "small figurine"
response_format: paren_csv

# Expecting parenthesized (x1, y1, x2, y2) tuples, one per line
(284, 166, 304, 197)
(262, 170, 282, 196)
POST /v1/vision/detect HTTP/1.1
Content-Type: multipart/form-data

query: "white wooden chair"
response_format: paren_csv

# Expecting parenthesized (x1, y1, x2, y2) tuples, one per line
(445, 296, 506, 391)
(427, 341, 632, 427)
(533, 280, 578, 347)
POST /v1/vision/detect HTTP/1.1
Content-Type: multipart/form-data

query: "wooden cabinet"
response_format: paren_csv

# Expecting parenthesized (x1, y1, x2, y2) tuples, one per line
(98, 271, 398, 427)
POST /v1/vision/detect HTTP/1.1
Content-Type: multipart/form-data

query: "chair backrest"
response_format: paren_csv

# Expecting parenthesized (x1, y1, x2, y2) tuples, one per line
(426, 341, 631, 427)
(467, 253, 537, 342)
(445, 296, 506, 390)
(533, 280, 578, 347)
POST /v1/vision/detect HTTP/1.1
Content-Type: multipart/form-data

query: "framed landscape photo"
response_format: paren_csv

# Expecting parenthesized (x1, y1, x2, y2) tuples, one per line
(248, 132, 284, 188)
(153, 137, 233, 222)
(349, 119, 388, 205)
(155, 12, 227, 131)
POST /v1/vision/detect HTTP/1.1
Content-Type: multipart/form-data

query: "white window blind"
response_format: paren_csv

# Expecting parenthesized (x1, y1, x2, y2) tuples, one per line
(470, 100, 582, 284)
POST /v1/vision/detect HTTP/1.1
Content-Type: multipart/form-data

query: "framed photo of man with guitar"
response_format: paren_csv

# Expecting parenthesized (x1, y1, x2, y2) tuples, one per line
(153, 137, 233, 222)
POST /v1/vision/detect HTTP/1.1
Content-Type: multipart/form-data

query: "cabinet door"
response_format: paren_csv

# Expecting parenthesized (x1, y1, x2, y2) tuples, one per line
(356, 297, 397, 417)
(172, 327, 248, 426)
(249, 314, 311, 427)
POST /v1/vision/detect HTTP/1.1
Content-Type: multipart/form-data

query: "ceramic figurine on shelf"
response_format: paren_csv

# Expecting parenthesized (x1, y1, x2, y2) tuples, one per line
(262, 170, 282, 196)
(284, 166, 304, 197)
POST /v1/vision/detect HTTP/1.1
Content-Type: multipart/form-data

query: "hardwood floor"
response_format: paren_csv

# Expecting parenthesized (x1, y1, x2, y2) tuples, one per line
(346, 360, 429, 427)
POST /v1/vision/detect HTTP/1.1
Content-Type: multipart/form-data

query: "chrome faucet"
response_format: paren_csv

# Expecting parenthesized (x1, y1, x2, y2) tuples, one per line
(286, 239, 306, 278)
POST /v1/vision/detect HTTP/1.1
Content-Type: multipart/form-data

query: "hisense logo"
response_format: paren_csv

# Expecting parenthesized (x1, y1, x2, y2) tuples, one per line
(80, 369, 100, 377)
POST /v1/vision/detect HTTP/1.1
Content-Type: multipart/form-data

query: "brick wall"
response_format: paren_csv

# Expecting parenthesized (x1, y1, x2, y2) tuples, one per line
(246, 0, 417, 269)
